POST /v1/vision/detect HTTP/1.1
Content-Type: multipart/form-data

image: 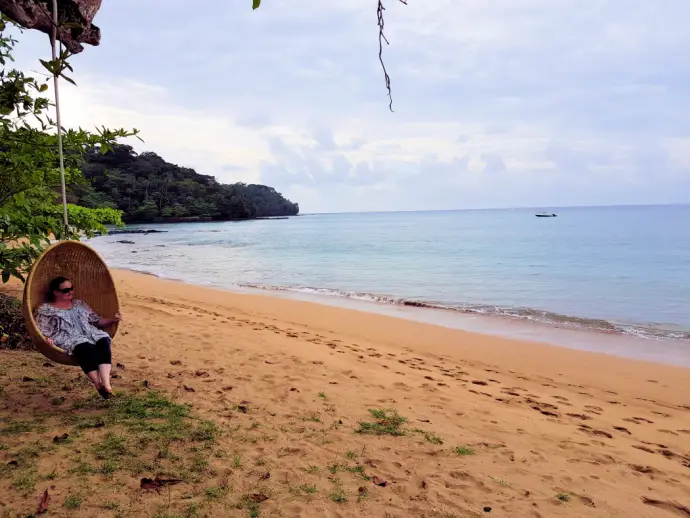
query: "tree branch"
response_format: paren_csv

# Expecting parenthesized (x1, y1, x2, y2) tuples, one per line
(377, 0, 406, 112)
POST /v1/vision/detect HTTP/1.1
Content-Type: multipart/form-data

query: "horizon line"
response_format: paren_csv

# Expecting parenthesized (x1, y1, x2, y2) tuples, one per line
(299, 202, 689, 216)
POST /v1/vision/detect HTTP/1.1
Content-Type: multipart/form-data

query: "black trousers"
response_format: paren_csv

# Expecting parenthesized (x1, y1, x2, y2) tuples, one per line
(72, 338, 112, 374)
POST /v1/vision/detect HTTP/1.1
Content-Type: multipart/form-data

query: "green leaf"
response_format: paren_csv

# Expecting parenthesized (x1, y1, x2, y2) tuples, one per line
(39, 58, 54, 74)
(253, 0, 261, 9)
(61, 75, 77, 86)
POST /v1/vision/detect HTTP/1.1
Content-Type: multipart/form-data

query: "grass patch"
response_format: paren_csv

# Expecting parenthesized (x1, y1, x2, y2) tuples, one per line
(0, 362, 226, 510)
(489, 476, 510, 487)
(413, 429, 443, 445)
(239, 494, 265, 518)
(64, 493, 83, 509)
(68, 460, 96, 476)
(93, 433, 130, 460)
(205, 485, 229, 499)
(318, 392, 327, 399)
(190, 454, 209, 473)
(233, 453, 242, 469)
(305, 465, 320, 474)
(329, 486, 348, 503)
(347, 464, 371, 481)
(101, 459, 118, 476)
(11, 470, 36, 493)
(297, 483, 318, 494)
(454, 446, 475, 456)
(556, 493, 570, 502)
(0, 420, 43, 436)
(345, 450, 357, 460)
(356, 409, 407, 436)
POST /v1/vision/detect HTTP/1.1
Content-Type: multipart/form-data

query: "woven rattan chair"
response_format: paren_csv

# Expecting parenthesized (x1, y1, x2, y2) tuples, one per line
(22, 241, 120, 366)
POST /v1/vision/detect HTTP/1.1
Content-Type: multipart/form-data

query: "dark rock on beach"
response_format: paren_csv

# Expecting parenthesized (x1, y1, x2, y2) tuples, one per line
(107, 229, 168, 235)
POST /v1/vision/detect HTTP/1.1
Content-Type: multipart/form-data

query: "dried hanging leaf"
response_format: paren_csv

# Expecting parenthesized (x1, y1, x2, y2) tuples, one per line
(140, 477, 161, 491)
(372, 476, 388, 487)
(52, 433, 69, 444)
(140, 476, 182, 491)
(183, 385, 195, 392)
(156, 476, 182, 487)
(248, 493, 269, 503)
(36, 489, 50, 514)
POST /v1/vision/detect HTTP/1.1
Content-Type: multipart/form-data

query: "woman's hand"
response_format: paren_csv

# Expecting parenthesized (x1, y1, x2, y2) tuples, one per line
(97, 312, 122, 328)
(46, 337, 55, 347)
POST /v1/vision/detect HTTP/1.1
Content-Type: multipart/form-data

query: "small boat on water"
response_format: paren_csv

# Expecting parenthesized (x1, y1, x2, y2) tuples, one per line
(535, 212, 557, 218)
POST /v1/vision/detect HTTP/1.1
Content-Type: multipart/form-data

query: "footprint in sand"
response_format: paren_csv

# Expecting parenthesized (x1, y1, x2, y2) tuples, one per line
(567, 413, 592, 421)
(578, 427, 613, 439)
(623, 417, 654, 425)
(641, 497, 690, 516)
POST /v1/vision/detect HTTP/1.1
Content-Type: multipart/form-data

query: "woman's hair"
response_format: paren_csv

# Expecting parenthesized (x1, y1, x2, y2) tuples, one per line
(47, 276, 70, 302)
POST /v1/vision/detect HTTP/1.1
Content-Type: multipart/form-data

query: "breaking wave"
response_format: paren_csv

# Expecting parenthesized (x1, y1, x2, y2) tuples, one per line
(237, 283, 690, 341)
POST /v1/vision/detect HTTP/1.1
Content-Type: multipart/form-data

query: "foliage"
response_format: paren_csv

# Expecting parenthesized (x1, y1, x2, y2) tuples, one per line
(72, 144, 299, 223)
(0, 194, 122, 282)
(0, 15, 135, 283)
(0, 293, 32, 350)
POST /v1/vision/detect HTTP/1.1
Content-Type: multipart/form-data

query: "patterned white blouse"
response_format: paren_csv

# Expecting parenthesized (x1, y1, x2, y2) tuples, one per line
(34, 300, 111, 354)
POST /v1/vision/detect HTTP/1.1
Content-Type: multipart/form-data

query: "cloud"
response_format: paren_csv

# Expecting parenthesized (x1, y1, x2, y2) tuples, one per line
(6, 0, 690, 212)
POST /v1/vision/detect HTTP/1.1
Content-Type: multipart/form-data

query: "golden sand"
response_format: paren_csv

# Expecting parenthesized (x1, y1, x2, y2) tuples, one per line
(1, 269, 688, 517)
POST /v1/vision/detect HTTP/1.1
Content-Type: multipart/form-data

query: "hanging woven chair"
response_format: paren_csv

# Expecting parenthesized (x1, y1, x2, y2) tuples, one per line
(22, 241, 120, 366)
(15, 0, 119, 367)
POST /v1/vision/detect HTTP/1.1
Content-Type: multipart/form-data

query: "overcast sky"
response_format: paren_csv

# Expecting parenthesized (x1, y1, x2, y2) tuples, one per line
(11, 0, 690, 212)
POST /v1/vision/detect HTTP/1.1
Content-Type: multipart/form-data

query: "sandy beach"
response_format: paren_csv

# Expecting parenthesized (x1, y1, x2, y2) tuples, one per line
(1, 269, 689, 517)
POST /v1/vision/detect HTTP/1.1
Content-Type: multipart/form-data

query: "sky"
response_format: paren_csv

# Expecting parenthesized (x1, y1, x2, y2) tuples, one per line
(10, 0, 690, 213)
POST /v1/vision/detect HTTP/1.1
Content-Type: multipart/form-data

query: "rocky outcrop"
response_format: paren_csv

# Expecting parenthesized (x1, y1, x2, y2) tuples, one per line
(0, 0, 102, 53)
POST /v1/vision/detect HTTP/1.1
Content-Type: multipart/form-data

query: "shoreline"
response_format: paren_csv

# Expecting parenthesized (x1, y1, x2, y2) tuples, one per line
(113, 266, 690, 367)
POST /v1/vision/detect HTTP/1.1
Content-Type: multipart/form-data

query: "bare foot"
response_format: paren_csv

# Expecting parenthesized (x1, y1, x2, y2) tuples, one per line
(97, 387, 113, 400)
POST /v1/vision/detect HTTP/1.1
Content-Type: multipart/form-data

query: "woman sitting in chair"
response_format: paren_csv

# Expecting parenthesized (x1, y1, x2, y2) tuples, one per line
(35, 276, 121, 399)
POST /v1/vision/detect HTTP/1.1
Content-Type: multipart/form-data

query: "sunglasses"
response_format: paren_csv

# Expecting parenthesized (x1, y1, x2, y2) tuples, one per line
(56, 287, 74, 294)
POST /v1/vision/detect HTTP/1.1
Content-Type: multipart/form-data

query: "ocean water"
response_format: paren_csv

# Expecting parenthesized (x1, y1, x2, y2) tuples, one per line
(87, 205, 690, 363)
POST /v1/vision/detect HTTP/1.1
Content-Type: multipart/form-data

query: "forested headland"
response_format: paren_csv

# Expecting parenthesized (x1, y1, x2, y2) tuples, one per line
(71, 145, 299, 223)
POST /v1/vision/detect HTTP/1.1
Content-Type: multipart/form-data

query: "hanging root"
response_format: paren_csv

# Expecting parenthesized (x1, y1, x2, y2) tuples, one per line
(377, 0, 407, 112)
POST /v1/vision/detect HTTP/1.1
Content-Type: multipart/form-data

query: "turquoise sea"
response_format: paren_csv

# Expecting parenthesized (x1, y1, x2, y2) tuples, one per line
(88, 205, 690, 365)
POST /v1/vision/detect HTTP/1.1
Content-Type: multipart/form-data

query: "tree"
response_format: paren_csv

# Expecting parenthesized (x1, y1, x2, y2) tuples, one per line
(74, 144, 298, 223)
(0, 13, 137, 282)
